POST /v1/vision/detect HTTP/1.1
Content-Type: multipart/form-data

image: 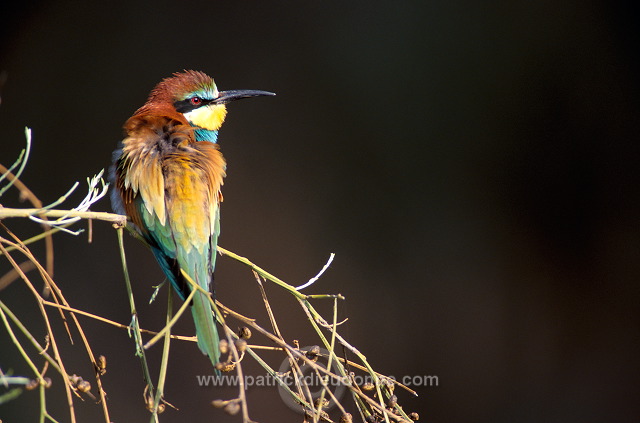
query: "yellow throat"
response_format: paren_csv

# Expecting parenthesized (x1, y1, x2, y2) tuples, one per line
(184, 104, 228, 131)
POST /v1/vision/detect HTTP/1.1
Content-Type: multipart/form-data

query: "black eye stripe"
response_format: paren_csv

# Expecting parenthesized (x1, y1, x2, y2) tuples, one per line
(174, 97, 210, 113)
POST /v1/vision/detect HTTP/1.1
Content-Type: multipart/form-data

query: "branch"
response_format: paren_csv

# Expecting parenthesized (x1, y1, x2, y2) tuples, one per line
(0, 208, 127, 226)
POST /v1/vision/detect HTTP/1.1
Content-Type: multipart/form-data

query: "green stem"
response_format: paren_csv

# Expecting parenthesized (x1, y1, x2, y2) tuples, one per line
(242, 345, 309, 407)
(0, 376, 31, 385)
(117, 228, 154, 397)
(217, 247, 307, 299)
(0, 306, 44, 383)
(0, 226, 69, 255)
(0, 127, 31, 197)
(150, 292, 173, 422)
(144, 288, 195, 350)
(0, 301, 64, 376)
(313, 297, 339, 422)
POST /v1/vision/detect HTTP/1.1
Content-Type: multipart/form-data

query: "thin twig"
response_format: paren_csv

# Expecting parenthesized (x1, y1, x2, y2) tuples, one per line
(42, 300, 197, 342)
(0, 260, 35, 291)
(0, 306, 45, 383)
(144, 288, 196, 350)
(216, 301, 408, 421)
(116, 227, 155, 407)
(0, 127, 31, 197)
(181, 271, 254, 423)
(0, 229, 112, 422)
(0, 208, 127, 225)
(150, 292, 173, 422)
(253, 271, 314, 415)
(0, 301, 65, 377)
(296, 253, 335, 290)
(313, 297, 340, 422)
(0, 162, 55, 283)
(0, 238, 78, 423)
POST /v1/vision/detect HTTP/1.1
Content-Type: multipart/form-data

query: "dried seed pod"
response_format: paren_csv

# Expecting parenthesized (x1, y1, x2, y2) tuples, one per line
(305, 345, 320, 361)
(156, 403, 166, 414)
(339, 413, 353, 423)
(211, 399, 226, 408)
(96, 355, 107, 375)
(381, 376, 394, 388)
(224, 401, 240, 415)
(77, 380, 91, 393)
(234, 338, 247, 353)
(145, 395, 155, 411)
(218, 362, 236, 372)
(237, 326, 252, 339)
(387, 394, 397, 407)
(43, 377, 52, 389)
(362, 381, 375, 391)
(314, 397, 329, 408)
(219, 339, 229, 354)
(409, 412, 420, 421)
(25, 379, 39, 390)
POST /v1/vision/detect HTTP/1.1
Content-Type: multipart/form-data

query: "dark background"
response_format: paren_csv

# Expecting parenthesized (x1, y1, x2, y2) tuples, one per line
(1, 1, 639, 422)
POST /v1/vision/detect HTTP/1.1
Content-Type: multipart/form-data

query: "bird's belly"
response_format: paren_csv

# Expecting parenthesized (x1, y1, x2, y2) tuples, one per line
(164, 161, 213, 252)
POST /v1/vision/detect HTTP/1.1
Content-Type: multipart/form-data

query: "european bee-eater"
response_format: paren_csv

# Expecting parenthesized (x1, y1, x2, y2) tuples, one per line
(110, 70, 274, 367)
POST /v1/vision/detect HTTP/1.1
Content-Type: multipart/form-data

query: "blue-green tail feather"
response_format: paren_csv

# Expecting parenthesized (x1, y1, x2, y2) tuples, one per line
(191, 288, 220, 367)
(150, 245, 220, 370)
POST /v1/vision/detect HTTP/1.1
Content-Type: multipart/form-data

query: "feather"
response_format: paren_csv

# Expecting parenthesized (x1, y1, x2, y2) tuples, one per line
(111, 111, 225, 367)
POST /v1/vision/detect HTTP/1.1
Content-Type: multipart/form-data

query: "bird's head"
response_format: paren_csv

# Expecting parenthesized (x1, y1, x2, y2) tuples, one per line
(144, 70, 274, 132)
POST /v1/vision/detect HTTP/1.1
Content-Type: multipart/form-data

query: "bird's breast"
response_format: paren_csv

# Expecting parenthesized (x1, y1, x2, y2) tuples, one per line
(117, 116, 226, 252)
(163, 157, 216, 251)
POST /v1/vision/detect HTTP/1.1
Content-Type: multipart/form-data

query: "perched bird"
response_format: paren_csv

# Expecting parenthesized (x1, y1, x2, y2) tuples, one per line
(110, 70, 274, 367)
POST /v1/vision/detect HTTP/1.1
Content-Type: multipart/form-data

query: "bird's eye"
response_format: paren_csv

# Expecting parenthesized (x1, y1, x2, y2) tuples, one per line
(190, 96, 202, 105)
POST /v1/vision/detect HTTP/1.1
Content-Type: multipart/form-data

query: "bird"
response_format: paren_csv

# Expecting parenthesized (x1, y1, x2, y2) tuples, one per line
(110, 70, 274, 368)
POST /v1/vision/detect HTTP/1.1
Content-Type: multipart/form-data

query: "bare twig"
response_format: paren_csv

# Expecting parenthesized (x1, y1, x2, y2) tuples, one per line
(116, 227, 155, 406)
(0, 163, 55, 285)
(296, 253, 335, 291)
(150, 293, 173, 422)
(0, 208, 126, 225)
(0, 127, 31, 197)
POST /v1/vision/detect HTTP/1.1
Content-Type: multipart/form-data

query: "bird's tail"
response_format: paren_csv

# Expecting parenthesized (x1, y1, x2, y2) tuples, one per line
(153, 244, 221, 372)
(191, 287, 220, 370)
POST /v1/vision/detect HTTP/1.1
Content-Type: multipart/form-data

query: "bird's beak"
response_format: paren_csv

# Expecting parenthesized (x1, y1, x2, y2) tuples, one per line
(212, 89, 275, 105)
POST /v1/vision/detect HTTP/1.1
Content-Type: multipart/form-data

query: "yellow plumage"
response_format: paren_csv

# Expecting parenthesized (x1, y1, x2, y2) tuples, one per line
(184, 104, 228, 131)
